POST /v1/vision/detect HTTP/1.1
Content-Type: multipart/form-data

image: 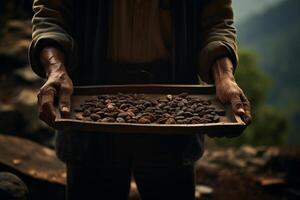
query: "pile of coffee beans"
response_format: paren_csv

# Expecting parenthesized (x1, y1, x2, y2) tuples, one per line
(74, 93, 225, 124)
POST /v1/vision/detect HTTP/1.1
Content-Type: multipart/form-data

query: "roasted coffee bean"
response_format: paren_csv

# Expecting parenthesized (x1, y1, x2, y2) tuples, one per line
(166, 94, 173, 101)
(107, 103, 116, 110)
(90, 113, 100, 121)
(96, 111, 105, 117)
(177, 119, 185, 124)
(157, 118, 167, 124)
(145, 107, 156, 112)
(92, 108, 102, 113)
(127, 111, 135, 118)
(176, 110, 184, 116)
(177, 102, 185, 107)
(120, 103, 130, 110)
(175, 116, 185, 120)
(116, 117, 125, 123)
(165, 118, 176, 124)
(75, 113, 83, 120)
(186, 108, 194, 113)
(136, 105, 145, 110)
(143, 101, 152, 107)
(101, 117, 115, 123)
(117, 112, 128, 118)
(138, 117, 151, 124)
(150, 99, 159, 105)
(155, 110, 163, 115)
(82, 109, 91, 117)
(183, 112, 194, 117)
(74, 93, 226, 125)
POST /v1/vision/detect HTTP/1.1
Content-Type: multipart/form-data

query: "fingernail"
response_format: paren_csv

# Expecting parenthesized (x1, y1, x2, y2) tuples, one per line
(237, 108, 245, 114)
(62, 107, 69, 112)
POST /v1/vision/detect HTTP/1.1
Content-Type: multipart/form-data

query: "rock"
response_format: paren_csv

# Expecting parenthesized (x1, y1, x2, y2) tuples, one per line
(0, 20, 32, 72)
(14, 66, 42, 84)
(195, 185, 214, 195)
(239, 145, 258, 157)
(0, 134, 66, 185)
(0, 172, 28, 200)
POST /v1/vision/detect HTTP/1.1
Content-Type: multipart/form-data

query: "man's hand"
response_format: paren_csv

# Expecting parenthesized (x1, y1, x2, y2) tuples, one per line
(37, 47, 73, 125)
(212, 57, 252, 125)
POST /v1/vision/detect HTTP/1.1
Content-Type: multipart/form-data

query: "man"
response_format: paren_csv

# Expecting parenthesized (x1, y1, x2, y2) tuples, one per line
(29, 0, 251, 200)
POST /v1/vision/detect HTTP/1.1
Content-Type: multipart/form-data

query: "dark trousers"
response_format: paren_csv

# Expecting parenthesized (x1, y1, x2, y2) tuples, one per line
(65, 134, 195, 200)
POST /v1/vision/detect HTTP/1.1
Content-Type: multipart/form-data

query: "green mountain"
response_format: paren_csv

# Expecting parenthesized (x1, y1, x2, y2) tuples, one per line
(237, 0, 300, 144)
(232, 0, 285, 22)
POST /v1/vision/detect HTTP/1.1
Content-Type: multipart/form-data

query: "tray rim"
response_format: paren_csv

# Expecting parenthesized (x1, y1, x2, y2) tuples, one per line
(54, 84, 246, 136)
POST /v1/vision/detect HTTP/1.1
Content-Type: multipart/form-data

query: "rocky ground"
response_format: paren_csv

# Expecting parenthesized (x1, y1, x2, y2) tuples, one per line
(0, 2, 300, 200)
(1, 134, 299, 200)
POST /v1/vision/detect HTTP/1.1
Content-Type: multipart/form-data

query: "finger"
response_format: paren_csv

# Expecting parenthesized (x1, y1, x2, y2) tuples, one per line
(59, 85, 73, 114)
(231, 94, 245, 115)
(240, 93, 252, 125)
(38, 87, 57, 125)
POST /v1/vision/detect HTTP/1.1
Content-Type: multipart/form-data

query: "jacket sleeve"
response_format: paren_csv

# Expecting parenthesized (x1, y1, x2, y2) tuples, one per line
(198, 0, 238, 83)
(29, 0, 76, 78)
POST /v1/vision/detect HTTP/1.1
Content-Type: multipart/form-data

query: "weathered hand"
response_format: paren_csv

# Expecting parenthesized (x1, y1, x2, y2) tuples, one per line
(213, 57, 252, 125)
(37, 47, 73, 125)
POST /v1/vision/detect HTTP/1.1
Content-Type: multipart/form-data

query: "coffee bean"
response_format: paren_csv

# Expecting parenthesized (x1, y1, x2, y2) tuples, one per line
(116, 117, 125, 123)
(120, 103, 130, 110)
(177, 102, 185, 107)
(143, 101, 152, 107)
(101, 117, 115, 123)
(107, 103, 115, 111)
(157, 118, 167, 124)
(92, 108, 102, 113)
(183, 112, 194, 117)
(74, 92, 225, 125)
(75, 113, 83, 120)
(90, 113, 100, 121)
(82, 109, 91, 117)
(127, 111, 135, 118)
(138, 117, 151, 124)
(175, 116, 185, 120)
(166, 94, 173, 101)
(165, 118, 176, 124)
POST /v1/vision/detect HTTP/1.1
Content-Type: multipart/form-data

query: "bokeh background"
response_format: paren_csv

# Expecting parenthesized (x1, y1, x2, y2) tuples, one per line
(0, 0, 299, 200)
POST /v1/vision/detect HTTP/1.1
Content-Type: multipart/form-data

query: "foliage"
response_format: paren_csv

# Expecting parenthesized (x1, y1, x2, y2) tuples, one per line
(237, 0, 300, 145)
(216, 50, 288, 146)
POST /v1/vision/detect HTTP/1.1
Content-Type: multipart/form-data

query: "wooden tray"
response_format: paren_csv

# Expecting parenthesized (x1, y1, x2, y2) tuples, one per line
(54, 84, 246, 138)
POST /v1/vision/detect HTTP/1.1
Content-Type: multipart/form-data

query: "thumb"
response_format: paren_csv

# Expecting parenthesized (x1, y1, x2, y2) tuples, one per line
(59, 86, 72, 113)
(230, 94, 245, 115)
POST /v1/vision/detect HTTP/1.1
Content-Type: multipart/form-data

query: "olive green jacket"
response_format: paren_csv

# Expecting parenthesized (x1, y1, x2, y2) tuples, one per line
(29, 0, 238, 85)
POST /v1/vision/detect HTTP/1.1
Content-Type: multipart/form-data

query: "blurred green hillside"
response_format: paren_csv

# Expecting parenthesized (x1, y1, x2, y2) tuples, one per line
(232, 0, 284, 23)
(236, 0, 300, 145)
